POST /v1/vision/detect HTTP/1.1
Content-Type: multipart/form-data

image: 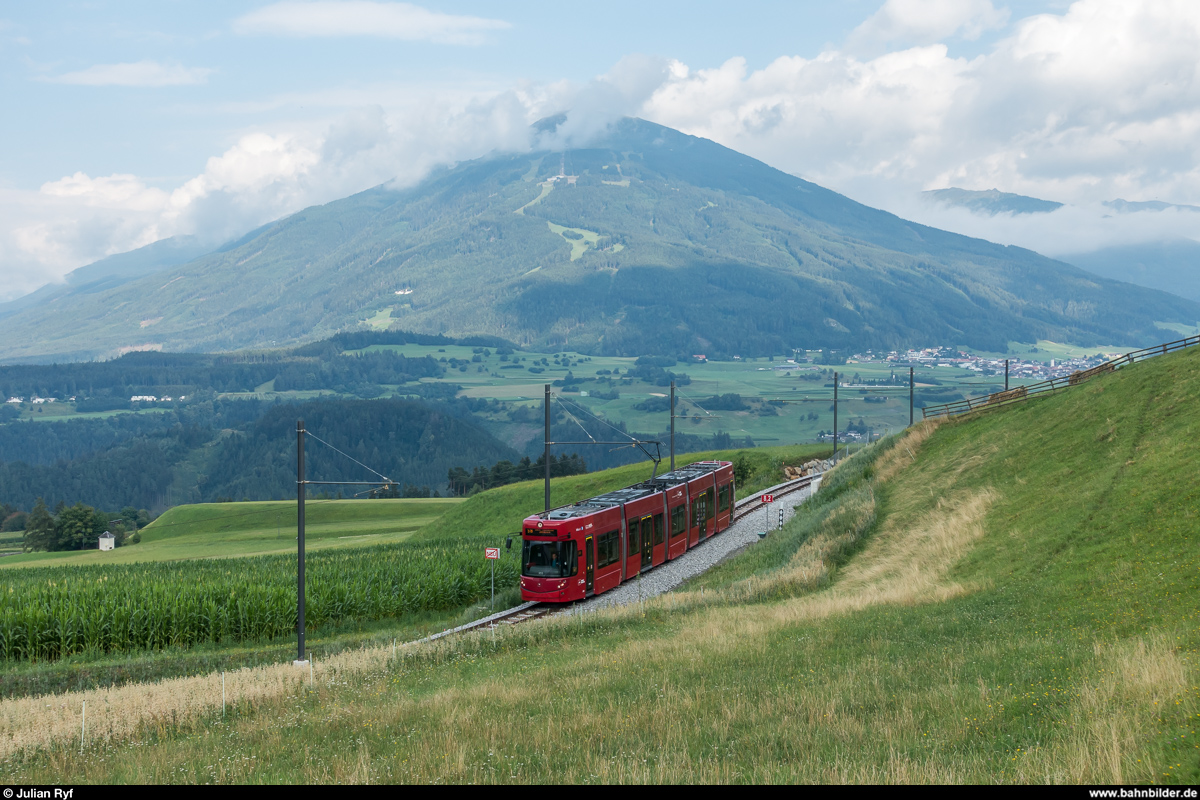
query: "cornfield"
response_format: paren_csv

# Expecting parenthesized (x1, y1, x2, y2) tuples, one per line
(0, 539, 518, 662)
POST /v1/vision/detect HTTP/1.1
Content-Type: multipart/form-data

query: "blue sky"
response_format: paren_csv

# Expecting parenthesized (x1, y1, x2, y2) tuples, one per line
(2, 1, 1197, 300)
(0, 1, 1039, 188)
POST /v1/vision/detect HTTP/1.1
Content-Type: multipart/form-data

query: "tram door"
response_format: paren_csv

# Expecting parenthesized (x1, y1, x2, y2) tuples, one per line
(585, 535, 594, 592)
(695, 497, 709, 541)
(640, 516, 652, 568)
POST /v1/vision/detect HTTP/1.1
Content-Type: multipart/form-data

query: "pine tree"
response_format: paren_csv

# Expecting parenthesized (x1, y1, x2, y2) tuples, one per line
(23, 497, 55, 552)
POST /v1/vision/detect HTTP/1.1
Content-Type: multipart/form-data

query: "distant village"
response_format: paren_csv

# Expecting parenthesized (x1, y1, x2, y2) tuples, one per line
(854, 346, 1116, 382)
(739, 345, 1117, 384)
(5, 394, 185, 405)
(742, 344, 1122, 446)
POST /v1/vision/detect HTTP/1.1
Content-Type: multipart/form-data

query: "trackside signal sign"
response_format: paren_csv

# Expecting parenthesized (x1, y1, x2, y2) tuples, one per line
(485, 547, 500, 560)
(761, 494, 774, 503)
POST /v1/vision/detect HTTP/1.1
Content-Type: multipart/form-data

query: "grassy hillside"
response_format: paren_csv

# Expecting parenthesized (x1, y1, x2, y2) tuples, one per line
(0, 498, 460, 569)
(1, 119, 1195, 363)
(409, 443, 832, 545)
(7, 339, 1198, 784)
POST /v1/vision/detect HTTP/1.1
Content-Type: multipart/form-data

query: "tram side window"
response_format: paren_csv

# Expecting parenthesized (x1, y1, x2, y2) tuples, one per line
(653, 513, 664, 545)
(705, 488, 715, 520)
(718, 485, 731, 512)
(597, 530, 620, 567)
(670, 505, 687, 538)
(627, 520, 640, 554)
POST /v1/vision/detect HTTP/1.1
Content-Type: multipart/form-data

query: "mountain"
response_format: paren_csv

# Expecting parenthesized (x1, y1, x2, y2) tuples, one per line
(1, 117, 1196, 362)
(923, 187, 1064, 215)
(1103, 199, 1200, 214)
(0, 235, 219, 323)
(1063, 239, 1200, 303)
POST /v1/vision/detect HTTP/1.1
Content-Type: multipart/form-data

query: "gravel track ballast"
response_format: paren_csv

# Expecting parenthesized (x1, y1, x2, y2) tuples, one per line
(572, 477, 821, 612)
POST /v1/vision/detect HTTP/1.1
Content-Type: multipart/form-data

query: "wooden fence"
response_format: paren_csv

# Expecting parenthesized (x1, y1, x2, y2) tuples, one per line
(921, 334, 1200, 420)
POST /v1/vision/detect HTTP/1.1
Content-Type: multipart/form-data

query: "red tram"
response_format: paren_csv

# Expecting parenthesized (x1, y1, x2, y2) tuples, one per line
(519, 460, 735, 602)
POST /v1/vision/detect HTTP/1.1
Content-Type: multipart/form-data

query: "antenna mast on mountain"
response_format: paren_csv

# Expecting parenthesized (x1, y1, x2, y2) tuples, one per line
(548, 152, 578, 186)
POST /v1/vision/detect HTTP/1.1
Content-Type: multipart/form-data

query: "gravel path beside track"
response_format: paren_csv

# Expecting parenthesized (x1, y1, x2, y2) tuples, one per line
(573, 477, 822, 612)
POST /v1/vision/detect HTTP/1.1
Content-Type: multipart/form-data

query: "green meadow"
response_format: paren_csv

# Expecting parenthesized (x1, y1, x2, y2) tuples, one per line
(0, 498, 460, 569)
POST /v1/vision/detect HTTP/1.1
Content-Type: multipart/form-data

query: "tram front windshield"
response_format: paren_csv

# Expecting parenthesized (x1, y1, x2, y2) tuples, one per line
(522, 540, 576, 577)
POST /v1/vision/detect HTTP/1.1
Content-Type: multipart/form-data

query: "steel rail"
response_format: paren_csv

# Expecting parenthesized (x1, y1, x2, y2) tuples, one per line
(733, 471, 821, 518)
(414, 600, 552, 644)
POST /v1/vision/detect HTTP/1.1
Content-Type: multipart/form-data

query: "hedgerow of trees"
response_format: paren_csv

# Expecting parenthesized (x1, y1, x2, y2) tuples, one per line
(21, 498, 149, 552)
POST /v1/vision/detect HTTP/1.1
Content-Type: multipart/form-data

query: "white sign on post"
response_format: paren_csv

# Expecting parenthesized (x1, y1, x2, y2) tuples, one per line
(485, 547, 500, 611)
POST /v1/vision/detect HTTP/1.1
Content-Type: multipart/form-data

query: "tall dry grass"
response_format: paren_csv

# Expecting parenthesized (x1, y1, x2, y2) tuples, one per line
(0, 642, 404, 759)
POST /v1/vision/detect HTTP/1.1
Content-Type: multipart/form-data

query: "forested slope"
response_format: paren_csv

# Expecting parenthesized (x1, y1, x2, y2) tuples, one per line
(0, 398, 517, 511)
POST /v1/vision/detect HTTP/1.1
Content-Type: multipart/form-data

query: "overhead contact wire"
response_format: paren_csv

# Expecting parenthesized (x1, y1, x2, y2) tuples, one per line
(553, 395, 640, 443)
(552, 395, 597, 443)
(674, 388, 718, 419)
(305, 430, 393, 484)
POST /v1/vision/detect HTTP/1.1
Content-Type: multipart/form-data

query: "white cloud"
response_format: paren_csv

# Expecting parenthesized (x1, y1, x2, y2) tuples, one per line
(0, 182, 170, 301)
(0, 86, 550, 300)
(849, 0, 1009, 51)
(40, 173, 168, 211)
(534, 54, 673, 148)
(899, 199, 1200, 259)
(48, 60, 213, 87)
(639, 0, 1200, 254)
(232, 1, 510, 44)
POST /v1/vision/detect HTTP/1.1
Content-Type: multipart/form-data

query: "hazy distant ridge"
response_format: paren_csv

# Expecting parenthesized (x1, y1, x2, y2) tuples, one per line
(924, 187, 1064, 215)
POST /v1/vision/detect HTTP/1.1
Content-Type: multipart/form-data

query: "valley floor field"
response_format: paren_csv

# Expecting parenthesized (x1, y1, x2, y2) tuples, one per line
(0, 498, 462, 569)
(7, 338, 1123, 451)
(2, 350, 1198, 783)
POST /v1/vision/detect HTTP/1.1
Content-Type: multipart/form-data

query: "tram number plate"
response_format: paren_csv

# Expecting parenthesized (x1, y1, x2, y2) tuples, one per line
(485, 548, 500, 560)
(761, 494, 774, 503)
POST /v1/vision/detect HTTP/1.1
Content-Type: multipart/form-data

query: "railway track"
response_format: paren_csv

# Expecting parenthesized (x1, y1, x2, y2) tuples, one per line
(733, 472, 820, 518)
(415, 601, 549, 643)
(417, 470, 827, 643)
